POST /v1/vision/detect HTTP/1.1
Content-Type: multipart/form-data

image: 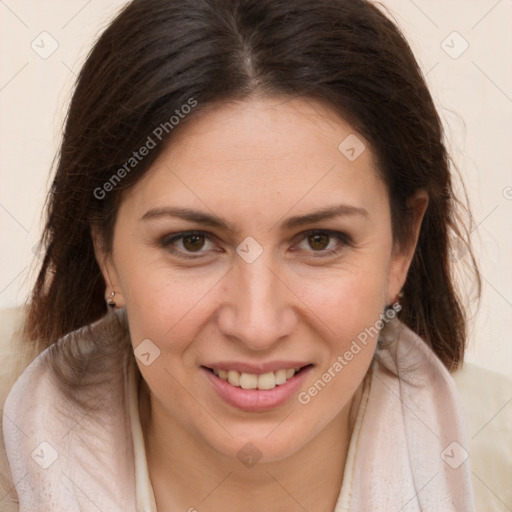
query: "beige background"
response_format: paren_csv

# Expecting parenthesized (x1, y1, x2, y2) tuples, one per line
(0, 0, 511, 378)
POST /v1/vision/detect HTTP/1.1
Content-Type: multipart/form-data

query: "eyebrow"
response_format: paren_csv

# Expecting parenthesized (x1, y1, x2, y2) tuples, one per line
(140, 203, 368, 233)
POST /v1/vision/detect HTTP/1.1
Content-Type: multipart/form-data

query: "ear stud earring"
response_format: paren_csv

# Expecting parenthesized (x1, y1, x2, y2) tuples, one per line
(106, 291, 116, 308)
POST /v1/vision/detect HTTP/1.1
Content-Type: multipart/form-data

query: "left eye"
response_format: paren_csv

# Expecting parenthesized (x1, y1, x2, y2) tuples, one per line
(294, 230, 349, 256)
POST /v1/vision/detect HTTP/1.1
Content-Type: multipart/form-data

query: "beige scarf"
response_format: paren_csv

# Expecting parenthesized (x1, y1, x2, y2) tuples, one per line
(2, 309, 475, 511)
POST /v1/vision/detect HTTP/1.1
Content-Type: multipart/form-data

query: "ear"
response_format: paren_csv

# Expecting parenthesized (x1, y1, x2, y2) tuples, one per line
(386, 190, 429, 305)
(91, 226, 125, 308)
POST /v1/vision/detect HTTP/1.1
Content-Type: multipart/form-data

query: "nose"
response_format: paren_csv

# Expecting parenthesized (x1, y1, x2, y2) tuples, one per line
(216, 253, 297, 352)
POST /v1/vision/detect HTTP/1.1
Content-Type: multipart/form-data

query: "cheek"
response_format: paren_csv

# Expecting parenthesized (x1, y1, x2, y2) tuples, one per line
(290, 255, 389, 386)
(119, 264, 220, 426)
(293, 269, 386, 419)
(120, 264, 220, 348)
(291, 255, 390, 337)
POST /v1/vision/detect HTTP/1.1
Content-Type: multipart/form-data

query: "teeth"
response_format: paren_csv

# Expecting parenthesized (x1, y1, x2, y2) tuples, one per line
(213, 367, 302, 390)
(275, 369, 287, 385)
(257, 372, 276, 390)
(227, 370, 240, 387)
(239, 372, 258, 389)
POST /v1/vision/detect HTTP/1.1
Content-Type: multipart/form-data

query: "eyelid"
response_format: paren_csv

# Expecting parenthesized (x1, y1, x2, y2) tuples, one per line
(294, 229, 352, 246)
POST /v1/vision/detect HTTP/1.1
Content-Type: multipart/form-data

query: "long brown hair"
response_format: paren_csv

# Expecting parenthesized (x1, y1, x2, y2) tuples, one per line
(23, 0, 480, 371)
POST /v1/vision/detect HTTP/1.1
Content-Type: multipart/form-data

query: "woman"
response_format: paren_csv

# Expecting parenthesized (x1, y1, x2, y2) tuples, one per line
(0, 0, 481, 510)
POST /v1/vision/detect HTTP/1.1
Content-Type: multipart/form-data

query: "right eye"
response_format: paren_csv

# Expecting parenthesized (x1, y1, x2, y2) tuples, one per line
(159, 231, 219, 259)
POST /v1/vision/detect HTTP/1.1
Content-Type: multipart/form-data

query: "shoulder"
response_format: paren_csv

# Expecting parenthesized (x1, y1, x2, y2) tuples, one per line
(0, 313, 133, 512)
(452, 362, 512, 511)
(0, 306, 127, 511)
(0, 306, 38, 512)
(0, 307, 134, 510)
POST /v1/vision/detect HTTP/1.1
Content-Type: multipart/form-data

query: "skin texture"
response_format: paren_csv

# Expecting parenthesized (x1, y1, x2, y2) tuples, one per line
(94, 96, 427, 512)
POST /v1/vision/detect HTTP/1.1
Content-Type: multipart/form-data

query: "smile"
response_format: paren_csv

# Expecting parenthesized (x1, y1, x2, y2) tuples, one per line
(202, 365, 313, 411)
(210, 367, 301, 390)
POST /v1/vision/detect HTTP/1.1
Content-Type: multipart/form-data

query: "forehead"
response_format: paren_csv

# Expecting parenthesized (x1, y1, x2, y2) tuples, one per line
(121, 96, 387, 224)
(162, 96, 374, 171)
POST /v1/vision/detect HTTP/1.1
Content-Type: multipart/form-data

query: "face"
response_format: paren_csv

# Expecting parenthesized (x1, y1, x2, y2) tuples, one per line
(96, 96, 423, 463)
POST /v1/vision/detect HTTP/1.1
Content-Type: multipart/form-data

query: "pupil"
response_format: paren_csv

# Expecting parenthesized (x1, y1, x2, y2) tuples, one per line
(183, 234, 204, 252)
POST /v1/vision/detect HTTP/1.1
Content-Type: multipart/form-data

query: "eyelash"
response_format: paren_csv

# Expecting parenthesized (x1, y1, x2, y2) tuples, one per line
(159, 229, 352, 260)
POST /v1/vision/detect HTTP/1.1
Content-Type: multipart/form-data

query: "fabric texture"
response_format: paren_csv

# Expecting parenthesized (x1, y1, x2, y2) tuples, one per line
(2, 307, 476, 511)
(335, 317, 475, 511)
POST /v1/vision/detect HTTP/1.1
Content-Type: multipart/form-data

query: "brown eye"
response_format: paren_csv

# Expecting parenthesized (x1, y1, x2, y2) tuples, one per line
(307, 233, 330, 251)
(293, 229, 352, 258)
(160, 231, 216, 259)
(182, 233, 206, 252)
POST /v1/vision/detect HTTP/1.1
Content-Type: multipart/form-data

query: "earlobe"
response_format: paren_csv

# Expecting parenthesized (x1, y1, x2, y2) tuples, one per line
(91, 226, 124, 308)
(386, 190, 429, 305)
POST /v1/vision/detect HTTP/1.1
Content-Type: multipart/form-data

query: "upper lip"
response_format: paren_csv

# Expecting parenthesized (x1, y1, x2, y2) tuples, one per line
(202, 361, 312, 375)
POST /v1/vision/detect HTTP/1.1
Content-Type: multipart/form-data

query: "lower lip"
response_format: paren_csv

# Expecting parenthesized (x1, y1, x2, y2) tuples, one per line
(202, 366, 313, 412)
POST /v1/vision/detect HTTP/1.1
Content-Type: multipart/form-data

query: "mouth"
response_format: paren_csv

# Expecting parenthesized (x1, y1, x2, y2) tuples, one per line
(204, 365, 311, 390)
(201, 364, 313, 412)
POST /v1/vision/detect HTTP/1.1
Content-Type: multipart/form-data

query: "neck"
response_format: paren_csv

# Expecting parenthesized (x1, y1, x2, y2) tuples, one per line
(139, 377, 363, 512)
